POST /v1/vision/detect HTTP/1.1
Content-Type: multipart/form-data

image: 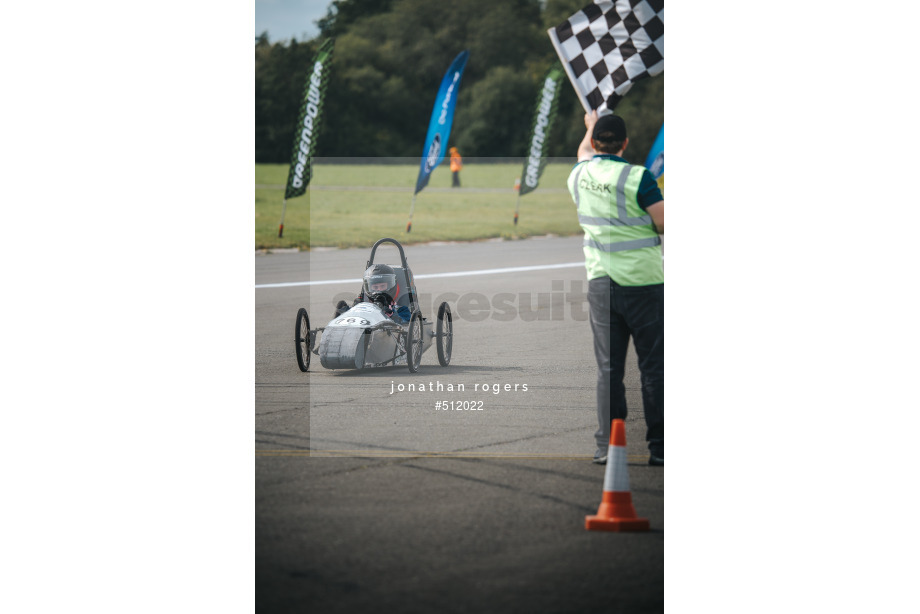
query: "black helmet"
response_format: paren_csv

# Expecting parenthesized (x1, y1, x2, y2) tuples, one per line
(363, 264, 398, 303)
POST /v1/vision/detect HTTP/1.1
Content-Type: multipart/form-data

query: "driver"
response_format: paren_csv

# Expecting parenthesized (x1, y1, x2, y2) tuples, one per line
(334, 264, 411, 323)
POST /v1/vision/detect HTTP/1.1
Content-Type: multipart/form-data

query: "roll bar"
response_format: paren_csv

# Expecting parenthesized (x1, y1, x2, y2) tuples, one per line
(366, 238, 417, 313)
(366, 237, 409, 270)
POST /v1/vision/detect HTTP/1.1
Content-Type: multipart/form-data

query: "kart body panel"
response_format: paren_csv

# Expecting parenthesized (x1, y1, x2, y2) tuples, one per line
(319, 302, 427, 370)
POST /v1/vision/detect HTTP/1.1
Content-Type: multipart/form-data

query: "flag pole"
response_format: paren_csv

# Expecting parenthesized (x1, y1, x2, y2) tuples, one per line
(406, 194, 416, 233)
(279, 198, 287, 238)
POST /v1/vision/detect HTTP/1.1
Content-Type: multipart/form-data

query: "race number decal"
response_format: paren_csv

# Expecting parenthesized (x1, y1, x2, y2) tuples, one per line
(334, 317, 371, 327)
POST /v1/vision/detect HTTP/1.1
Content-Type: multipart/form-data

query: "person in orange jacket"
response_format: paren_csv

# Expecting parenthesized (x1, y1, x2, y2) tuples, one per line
(449, 147, 462, 187)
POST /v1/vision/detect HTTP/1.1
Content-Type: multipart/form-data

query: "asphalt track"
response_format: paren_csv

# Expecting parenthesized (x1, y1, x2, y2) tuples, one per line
(255, 236, 664, 613)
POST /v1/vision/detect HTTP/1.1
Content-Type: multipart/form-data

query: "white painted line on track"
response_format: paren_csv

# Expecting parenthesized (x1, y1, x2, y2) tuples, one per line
(255, 262, 585, 289)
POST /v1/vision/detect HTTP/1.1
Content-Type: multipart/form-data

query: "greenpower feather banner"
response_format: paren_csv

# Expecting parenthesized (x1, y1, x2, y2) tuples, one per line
(284, 39, 334, 200)
(519, 64, 563, 197)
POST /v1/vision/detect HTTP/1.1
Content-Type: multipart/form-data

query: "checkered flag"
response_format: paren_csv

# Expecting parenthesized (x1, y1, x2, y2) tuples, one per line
(548, 0, 663, 114)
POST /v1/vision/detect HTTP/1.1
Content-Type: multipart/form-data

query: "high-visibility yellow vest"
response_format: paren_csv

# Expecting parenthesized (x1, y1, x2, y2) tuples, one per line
(568, 158, 663, 286)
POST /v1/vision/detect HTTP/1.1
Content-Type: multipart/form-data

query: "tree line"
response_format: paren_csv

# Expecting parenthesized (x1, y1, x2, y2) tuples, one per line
(255, 0, 663, 166)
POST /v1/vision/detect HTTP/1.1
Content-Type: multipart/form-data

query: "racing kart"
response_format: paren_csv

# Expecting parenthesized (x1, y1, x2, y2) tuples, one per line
(294, 237, 453, 373)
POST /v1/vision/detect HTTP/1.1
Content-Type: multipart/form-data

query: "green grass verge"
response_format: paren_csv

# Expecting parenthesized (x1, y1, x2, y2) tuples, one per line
(255, 162, 583, 250)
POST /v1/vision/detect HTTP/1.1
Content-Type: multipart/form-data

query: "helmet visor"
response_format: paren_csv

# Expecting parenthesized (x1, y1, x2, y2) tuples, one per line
(365, 273, 396, 295)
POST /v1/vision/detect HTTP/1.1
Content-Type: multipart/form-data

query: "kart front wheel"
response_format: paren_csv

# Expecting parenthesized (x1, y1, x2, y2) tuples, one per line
(295, 307, 311, 372)
(436, 302, 452, 367)
(406, 311, 423, 373)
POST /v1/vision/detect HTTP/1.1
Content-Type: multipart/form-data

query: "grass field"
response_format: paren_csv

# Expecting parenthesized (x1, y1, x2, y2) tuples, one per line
(255, 161, 582, 249)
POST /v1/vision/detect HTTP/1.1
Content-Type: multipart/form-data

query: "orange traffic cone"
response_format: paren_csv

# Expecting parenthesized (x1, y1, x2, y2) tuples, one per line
(585, 419, 650, 532)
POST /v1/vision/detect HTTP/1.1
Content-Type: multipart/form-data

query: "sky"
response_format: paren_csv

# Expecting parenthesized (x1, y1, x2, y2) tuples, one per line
(255, 0, 332, 43)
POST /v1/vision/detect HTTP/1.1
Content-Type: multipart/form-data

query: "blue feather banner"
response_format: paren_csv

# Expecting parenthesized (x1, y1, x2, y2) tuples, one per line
(413, 50, 469, 195)
(645, 123, 663, 181)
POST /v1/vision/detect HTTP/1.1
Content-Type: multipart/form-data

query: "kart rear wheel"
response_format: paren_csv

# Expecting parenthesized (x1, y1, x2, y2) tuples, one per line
(295, 307, 311, 372)
(436, 302, 452, 367)
(406, 310, 423, 373)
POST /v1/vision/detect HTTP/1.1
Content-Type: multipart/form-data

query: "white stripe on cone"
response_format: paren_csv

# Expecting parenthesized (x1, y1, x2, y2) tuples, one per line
(603, 445, 630, 493)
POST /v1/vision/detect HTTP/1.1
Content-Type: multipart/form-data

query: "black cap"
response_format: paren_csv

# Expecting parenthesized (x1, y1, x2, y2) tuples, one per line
(592, 114, 627, 142)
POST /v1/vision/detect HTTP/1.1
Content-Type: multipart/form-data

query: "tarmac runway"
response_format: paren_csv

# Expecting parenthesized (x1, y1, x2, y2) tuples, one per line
(255, 235, 664, 613)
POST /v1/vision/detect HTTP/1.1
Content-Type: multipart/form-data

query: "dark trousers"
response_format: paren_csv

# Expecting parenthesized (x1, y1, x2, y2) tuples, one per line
(452, 170, 460, 187)
(587, 276, 663, 453)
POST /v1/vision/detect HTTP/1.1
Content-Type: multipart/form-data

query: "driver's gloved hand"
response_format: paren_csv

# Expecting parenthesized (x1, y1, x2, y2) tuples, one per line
(384, 306, 394, 317)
